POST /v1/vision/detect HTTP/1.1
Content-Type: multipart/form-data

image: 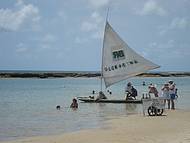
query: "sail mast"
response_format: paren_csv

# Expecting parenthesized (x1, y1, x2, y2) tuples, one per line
(101, 7, 110, 91)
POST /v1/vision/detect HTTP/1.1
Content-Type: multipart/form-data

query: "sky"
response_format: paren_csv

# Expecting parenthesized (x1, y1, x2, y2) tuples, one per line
(0, 0, 189, 72)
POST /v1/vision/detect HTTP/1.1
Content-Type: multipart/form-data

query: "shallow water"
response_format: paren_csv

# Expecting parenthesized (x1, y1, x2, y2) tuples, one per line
(0, 77, 190, 141)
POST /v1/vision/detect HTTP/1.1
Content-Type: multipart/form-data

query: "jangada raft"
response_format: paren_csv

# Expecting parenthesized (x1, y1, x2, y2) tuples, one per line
(78, 20, 160, 104)
(77, 97, 142, 104)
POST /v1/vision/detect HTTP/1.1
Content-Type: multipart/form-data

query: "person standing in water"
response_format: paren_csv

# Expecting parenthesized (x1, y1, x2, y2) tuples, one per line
(148, 83, 159, 97)
(168, 80, 177, 110)
(161, 83, 170, 109)
(70, 98, 78, 109)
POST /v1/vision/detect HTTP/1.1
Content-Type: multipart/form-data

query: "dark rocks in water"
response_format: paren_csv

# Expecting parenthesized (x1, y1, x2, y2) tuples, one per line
(0, 71, 190, 78)
(0, 72, 101, 78)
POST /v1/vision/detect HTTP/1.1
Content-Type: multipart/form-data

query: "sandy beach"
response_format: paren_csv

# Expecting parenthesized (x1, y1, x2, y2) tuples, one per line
(2, 109, 190, 143)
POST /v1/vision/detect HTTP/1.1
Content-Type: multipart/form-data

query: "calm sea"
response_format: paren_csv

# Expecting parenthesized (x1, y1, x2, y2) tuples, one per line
(0, 77, 190, 141)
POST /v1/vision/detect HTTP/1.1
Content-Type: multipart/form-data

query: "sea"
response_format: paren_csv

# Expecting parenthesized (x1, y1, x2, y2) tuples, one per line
(0, 76, 190, 141)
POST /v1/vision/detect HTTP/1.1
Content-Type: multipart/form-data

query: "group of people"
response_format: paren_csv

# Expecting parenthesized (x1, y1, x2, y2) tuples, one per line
(125, 80, 178, 110)
(161, 80, 178, 110)
(70, 91, 107, 109)
(59, 80, 178, 110)
(56, 97, 78, 110)
(147, 80, 177, 109)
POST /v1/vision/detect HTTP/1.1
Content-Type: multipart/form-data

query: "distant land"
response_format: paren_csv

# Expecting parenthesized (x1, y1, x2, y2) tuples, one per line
(0, 71, 190, 78)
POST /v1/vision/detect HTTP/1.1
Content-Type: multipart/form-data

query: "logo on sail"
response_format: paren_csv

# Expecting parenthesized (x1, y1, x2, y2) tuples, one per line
(112, 50, 125, 61)
(104, 59, 139, 72)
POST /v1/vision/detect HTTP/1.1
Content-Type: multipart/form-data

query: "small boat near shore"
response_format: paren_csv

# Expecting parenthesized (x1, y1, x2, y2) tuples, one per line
(78, 18, 159, 103)
(78, 97, 142, 104)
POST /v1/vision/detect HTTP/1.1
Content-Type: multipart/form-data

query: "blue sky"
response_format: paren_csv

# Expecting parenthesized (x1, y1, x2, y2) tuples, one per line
(0, 0, 189, 71)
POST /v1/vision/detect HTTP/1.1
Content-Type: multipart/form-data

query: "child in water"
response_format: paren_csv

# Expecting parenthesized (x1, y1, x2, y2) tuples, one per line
(70, 98, 78, 108)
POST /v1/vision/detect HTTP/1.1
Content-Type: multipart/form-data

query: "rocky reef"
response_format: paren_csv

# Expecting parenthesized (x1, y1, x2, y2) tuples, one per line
(0, 71, 190, 79)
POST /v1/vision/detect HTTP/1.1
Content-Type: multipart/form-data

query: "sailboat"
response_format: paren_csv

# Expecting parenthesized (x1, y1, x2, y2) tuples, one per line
(78, 21, 160, 104)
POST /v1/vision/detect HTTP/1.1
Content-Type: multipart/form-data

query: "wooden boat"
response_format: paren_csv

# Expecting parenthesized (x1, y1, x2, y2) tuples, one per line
(78, 97, 142, 104)
(78, 19, 159, 104)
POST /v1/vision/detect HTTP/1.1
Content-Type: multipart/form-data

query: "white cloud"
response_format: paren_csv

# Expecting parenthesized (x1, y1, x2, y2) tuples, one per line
(38, 34, 58, 50)
(149, 42, 157, 48)
(91, 30, 103, 39)
(137, 0, 166, 16)
(57, 11, 67, 22)
(42, 34, 57, 43)
(170, 17, 189, 29)
(80, 11, 104, 40)
(81, 12, 103, 32)
(75, 37, 89, 44)
(40, 44, 51, 50)
(159, 17, 190, 35)
(16, 43, 28, 53)
(81, 21, 98, 32)
(91, 12, 103, 23)
(87, 0, 110, 9)
(146, 40, 190, 59)
(0, 0, 40, 31)
(149, 40, 174, 50)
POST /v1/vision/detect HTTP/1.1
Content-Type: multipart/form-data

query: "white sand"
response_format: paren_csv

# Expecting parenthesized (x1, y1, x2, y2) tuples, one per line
(2, 110, 190, 143)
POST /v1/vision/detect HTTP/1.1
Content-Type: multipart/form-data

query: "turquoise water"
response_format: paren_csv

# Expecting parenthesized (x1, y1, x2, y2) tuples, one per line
(0, 77, 190, 141)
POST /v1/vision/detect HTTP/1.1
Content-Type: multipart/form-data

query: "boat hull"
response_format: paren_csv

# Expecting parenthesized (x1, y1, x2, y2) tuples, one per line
(78, 98, 142, 104)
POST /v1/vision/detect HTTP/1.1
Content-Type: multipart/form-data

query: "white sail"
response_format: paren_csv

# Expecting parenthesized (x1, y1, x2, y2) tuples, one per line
(102, 22, 160, 88)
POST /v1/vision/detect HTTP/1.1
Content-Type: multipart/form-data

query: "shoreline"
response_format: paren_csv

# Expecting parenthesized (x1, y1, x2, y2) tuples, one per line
(2, 109, 190, 143)
(1, 71, 190, 79)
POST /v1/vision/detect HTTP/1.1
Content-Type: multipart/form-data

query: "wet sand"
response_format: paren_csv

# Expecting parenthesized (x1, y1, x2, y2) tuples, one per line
(2, 109, 190, 143)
